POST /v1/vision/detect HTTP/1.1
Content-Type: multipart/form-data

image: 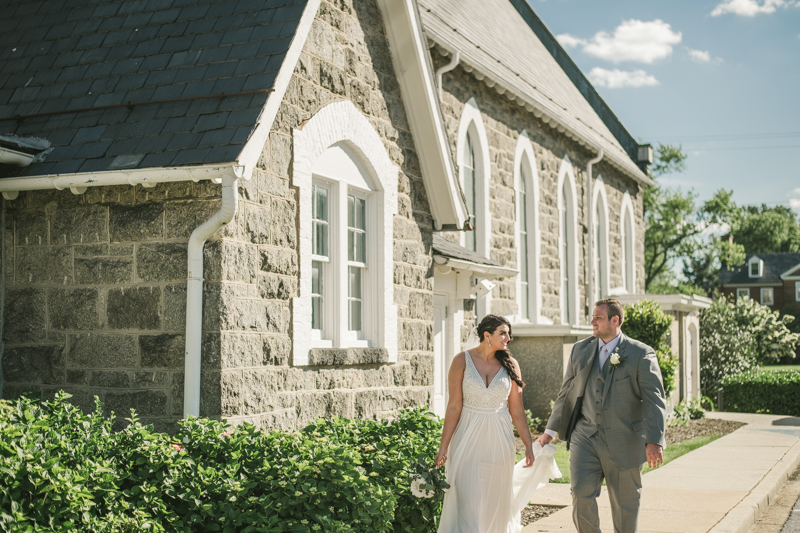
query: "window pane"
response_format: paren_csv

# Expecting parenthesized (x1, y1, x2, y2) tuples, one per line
(349, 266, 362, 299)
(521, 283, 529, 319)
(312, 261, 323, 330)
(348, 195, 354, 228)
(349, 266, 362, 331)
(312, 184, 329, 258)
(316, 186, 328, 222)
(349, 300, 362, 331)
(464, 132, 477, 252)
(356, 231, 366, 263)
(519, 235, 528, 283)
(356, 197, 366, 230)
(348, 195, 367, 264)
(315, 221, 328, 257)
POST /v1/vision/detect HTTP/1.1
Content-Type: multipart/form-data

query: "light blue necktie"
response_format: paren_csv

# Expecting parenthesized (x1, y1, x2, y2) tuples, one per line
(599, 345, 609, 371)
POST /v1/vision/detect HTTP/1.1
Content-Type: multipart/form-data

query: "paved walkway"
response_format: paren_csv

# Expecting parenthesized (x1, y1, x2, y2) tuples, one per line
(523, 412, 800, 533)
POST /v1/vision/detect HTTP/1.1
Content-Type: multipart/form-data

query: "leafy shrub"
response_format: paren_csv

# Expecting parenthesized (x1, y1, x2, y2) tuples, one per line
(622, 300, 677, 396)
(669, 398, 706, 427)
(700, 296, 800, 395)
(0, 393, 445, 533)
(721, 369, 800, 416)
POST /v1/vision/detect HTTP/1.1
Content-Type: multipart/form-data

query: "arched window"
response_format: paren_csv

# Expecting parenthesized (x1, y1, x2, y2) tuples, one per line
(557, 157, 579, 325)
(592, 178, 610, 301)
(456, 98, 490, 258)
(514, 132, 544, 323)
(620, 192, 636, 293)
(293, 101, 399, 365)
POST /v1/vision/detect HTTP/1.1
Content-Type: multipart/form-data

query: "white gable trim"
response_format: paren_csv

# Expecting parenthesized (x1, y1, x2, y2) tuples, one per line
(236, 0, 321, 180)
(592, 175, 610, 300)
(456, 97, 491, 259)
(513, 131, 550, 324)
(780, 261, 800, 279)
(376, 0, 469, 229)
(292, 100, 399, 365)
(557, 156, 580, 325)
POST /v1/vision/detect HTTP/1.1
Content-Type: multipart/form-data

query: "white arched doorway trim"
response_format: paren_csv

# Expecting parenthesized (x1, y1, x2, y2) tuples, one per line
(455, 97, 491, 258)
(620, 191, 637, 294)
(513, 131, 549, 324)
(557, 155, 580, 325)
(591, 176, 610, 301)
(292, 100, 399, 365)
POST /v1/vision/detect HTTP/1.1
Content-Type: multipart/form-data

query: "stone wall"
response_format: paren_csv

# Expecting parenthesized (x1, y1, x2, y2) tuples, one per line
(209, 0, 434, 430)
(434, 49, 646, 325)
(1, 182, 224, 432)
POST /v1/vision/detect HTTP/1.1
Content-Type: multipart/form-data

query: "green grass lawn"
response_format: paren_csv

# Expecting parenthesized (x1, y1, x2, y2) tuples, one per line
(519, 434, 721, 484)
(758, 365, 800, 372)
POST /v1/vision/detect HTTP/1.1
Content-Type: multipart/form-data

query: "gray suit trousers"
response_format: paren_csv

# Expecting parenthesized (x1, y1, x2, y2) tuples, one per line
(570, 426, 643, 533)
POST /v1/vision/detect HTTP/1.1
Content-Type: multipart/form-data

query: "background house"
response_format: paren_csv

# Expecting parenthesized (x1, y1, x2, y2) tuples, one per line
(0, 0, 656, 428)
(720, 253, 800, 310)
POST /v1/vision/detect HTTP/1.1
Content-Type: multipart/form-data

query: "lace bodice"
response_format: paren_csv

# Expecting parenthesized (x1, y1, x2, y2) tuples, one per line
(462, 350, 512, 410)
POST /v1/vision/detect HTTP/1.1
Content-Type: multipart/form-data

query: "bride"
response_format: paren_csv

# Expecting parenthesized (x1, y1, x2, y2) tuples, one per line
(436, 314, 559, 533)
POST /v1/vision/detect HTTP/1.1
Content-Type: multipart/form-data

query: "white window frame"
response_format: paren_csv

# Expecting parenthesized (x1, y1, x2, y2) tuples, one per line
(293, 101, 399, 365)
(513, 131, 545, 324)
(557, 156, 579, 325)
(620, 192, 637, 294)
(592, 176, 610, 302)
(761, 287, 774, 306)
(456, 97, 491, 259)
(795, 282, 800, 302)
(748, 256, 763, 278)
(737, 288, 750, 300)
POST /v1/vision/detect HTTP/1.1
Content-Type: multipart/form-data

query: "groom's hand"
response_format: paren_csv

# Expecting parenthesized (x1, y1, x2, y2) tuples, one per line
(536, 433, 553, 447)
(646, 443, 663, 469)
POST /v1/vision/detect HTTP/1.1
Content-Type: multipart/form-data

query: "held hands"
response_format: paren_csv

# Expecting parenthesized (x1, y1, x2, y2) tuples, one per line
(646, 443, 663, 469)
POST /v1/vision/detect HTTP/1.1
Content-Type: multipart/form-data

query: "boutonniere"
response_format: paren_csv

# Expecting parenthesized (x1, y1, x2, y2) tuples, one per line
(609, 347, 625, 367)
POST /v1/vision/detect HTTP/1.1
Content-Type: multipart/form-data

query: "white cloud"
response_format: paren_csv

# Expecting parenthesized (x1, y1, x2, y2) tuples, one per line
(711, 0, 797, 16)
(588, 68, 659, 89)
(688, 49, 712, 63)
(790, 198, 800, 209)
(556, 33, 587, 49)
(579, 19, 682, 64)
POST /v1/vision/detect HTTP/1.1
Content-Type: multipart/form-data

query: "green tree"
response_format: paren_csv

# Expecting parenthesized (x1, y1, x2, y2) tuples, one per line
(732, 205, 800, 254)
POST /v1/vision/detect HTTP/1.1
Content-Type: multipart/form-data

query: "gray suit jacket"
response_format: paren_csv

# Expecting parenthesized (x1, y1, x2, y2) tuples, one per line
(546, 333, 667, 470)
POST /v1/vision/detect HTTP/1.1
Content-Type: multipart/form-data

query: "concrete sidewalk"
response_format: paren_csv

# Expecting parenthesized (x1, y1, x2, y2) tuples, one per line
(523, 413, 800, 533)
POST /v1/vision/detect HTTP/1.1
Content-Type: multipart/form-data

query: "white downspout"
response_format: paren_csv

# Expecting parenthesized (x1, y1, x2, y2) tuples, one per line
(183, 171, 241, 418)
(587, 149, 603, 308)
(435, 50, 460, 100)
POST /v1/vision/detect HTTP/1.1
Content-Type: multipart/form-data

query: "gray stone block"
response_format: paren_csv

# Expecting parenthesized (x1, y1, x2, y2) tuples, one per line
(263, 335, 291, 366)
(220, 332, 262, 369)
(109, 203, 164, 242)
(105, 390, 168, 417)
(270, 198, 296, 247)
(140, 334, 184, 369)
(164, 200, 220, 240)
(89, 370, 131, 388)
(107, 286, 161, 330)
(220, 370, 243, 417)
(307, 347, 390, 366)
(75, 256, 133, 285)
(245, 202, 271, 244)
(242, 369, 281, 415)
(136, 242, 188, 282)
(221, 241, 257, 283)
(14, 210, 48, 246)
(4, 288, 46, 343)
(3, 345, 65, 384)
(133, 371, 168, 387)
(296, 390, 354, 426)
(74, 244, 110, 257)
(68, 333, 137, 368)
(258, 272, 296, 300)
(67, 369, 89, 384)
(16, 246, 73, 285)
(50, 206, 108, 244)
(109, 244, 134, 256)
(48, 288, 99, 330)
(163, 284, 187, 331)
(315, 368, 362, 390)
(409, 353, 433, 386)
(259, 247, 297, 275)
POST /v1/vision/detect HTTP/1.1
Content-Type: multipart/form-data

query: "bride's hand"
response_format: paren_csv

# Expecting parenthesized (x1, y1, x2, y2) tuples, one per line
(523, 445, 535, 468)
(435, 448, 448, 468)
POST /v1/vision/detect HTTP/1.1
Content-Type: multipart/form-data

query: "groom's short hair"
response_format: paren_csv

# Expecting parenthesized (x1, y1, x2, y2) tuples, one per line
(595, 298, 624, 326)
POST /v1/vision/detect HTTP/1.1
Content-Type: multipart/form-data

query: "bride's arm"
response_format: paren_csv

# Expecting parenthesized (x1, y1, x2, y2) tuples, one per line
(508, 357, 534, 467)
(436, 353, 466, 468)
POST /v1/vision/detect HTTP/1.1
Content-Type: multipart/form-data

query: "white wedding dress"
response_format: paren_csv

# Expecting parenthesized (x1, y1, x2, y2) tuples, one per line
(438, 350, 561, 533)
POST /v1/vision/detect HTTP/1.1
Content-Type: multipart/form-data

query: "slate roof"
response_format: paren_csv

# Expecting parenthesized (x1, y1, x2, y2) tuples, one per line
(0, 0, 308, 178)
(720, 253, 800, 285)
(418, 0, 650, 185)
(432, 234, 504, 267)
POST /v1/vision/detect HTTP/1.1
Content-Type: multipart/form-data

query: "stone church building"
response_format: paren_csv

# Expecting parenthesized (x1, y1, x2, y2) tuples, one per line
(0, 0, 652, 431)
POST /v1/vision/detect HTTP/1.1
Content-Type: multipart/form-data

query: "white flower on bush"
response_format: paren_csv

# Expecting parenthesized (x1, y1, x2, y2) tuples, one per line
(410, 475, 434, 498)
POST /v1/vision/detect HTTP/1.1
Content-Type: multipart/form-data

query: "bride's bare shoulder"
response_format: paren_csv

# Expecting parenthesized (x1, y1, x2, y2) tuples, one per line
(451, 352, 467, 369)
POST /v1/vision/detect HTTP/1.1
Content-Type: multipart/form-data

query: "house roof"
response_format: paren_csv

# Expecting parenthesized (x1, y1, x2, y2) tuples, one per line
(417, 0, 652, 186)
(0, 0, 308, 178)
(432, 233, 503, 267)
(720, 253, 800, 285)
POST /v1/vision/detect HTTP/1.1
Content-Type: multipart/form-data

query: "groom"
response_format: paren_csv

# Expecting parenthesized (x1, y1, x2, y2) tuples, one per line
(537, 298, 667, 533)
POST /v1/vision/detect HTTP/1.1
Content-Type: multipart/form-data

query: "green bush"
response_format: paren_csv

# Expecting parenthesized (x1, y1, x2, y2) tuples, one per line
(622, 300, 677, 396)
(700, 296, 800, 395)
(669, 398, 706, 427)
(0, 393, 446, 533)
(721, 370, 800, 416)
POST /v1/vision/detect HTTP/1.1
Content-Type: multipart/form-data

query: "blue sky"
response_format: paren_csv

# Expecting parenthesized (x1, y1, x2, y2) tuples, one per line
(528, 0, 800, 210)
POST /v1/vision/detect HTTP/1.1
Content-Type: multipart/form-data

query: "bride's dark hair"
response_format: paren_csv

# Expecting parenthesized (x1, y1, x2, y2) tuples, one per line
(477, 314, 524, 388)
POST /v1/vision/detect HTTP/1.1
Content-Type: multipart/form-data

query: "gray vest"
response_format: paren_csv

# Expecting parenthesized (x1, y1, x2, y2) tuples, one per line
(575, 352, 611, 438)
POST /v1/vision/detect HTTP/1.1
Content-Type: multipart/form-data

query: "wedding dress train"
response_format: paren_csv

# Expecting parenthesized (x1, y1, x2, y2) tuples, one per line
(438, 351, 561, 533)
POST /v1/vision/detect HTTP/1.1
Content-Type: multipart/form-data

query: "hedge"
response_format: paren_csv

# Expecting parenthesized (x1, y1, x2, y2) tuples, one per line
(720, 370, 800, 416)
(0, 393, 447, 533)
